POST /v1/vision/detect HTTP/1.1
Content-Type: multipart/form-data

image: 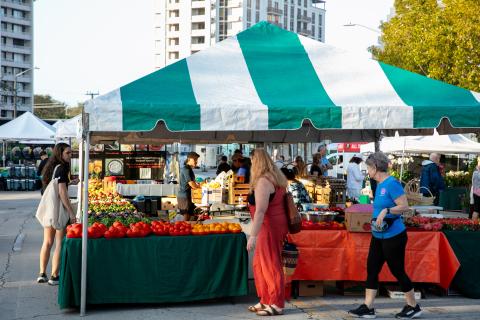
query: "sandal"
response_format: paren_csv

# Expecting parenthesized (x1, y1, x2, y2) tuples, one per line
(248, 303, 265, 312)
(256, 305, 283, 316)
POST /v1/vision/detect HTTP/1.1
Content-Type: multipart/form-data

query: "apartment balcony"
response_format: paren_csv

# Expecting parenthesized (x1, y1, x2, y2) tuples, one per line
(1, 59, 32, 69)
(218, 16, 242, 22)
(191, 29, 206, 37)
(1, 44, 32, 55)
(218, 0, 242, 7)
(191, 0, 207, 8)
(268, 20, 283, 28)
(166, 44, 180, 51)
(0, 74, 32, 83)
(0, 15, 32, 26)
(0, 0, 32, 12)
(191, 15, 205, 23)
(267, 6, 283, 16)
(166, 16, 180, 23)
(297, 14, 312, 23)
(298, 28, 312, 36)
(191, 43, 207, 51)
(0, 29, 32, 40)
(166, 2, 180, 10)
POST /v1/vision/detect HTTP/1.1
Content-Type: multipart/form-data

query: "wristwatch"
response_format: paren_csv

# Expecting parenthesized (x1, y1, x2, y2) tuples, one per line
(386, 208, 391, 214)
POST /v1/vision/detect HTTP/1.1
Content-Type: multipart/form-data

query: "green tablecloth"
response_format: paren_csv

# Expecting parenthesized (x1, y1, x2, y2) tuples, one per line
(58, 233, 248, 309)
(438, 187, 468, 211)
(443, 231, 480, 298)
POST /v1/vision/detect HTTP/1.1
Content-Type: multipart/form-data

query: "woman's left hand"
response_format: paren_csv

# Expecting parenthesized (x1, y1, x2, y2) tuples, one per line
(376, 209, 388, 227)
(247, 236, 257, 251)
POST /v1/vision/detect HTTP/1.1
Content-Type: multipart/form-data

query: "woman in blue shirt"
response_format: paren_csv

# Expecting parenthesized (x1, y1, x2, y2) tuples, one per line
(348, 152, 422, 319)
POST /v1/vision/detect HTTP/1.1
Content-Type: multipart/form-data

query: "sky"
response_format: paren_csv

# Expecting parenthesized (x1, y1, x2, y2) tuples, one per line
(34, 0, 394, 106)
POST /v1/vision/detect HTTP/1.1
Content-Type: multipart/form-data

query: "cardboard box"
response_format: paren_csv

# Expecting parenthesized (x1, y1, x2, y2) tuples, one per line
(201, 187, 227, 204)
(298, 281, 325, 297)
(161, 197, 177, 211)
(345, 204, 373, 232)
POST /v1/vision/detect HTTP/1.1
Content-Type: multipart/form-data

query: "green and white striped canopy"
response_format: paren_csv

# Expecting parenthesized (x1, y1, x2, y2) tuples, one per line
(85, 21, 480, 133)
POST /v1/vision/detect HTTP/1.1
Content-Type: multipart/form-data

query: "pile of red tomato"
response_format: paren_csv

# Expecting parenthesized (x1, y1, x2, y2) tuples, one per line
(66, 221, 200, 239)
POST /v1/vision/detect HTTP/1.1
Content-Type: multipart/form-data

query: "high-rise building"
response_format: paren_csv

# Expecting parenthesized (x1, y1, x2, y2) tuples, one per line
(154, 0, 326, 68)
(0, 0, 34, 120)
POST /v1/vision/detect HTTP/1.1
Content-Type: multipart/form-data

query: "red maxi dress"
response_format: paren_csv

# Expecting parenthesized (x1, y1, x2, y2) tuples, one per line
(249, 187, 288, 308)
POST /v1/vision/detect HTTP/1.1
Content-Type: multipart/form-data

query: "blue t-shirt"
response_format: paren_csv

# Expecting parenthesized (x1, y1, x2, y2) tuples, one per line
(321, 157, 330, 177)
(372, 176, 406, 239)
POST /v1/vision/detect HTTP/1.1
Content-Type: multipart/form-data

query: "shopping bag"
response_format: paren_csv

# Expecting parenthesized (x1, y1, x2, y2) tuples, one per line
(35, 165, 69, 230)
(284, 191, 302, 234)
(282, 241, 299, 276)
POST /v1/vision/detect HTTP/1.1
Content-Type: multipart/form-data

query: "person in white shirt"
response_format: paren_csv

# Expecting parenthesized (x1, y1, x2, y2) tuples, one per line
(347, 155, 365, 201)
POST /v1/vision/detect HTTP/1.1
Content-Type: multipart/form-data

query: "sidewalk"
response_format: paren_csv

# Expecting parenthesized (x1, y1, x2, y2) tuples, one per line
(1, 192, 480, 319)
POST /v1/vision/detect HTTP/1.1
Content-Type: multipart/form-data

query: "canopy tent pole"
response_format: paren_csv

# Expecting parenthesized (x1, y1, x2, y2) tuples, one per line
(76, 139, 83, 221)
(80, 114, 90, 317)
(399, 136, 406, 182)
(2, 141, 5, 167)
(374, 130, 381, 152)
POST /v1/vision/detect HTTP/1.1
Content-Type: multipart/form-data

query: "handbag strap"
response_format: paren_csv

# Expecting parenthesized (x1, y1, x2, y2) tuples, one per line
(52, 164, 62, 181)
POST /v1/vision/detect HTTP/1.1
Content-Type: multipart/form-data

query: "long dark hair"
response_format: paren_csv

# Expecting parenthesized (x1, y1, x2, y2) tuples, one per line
(42, 143, 71, 187)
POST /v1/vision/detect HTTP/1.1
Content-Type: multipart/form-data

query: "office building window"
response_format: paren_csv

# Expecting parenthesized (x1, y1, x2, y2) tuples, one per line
(319, 14, 323, 26)
(304, 0, 307, 7)
(312, 25, 315, 37)
(255, 11, 260, 22)
(247, 9, 251, 21)
(312, 12, 315, 24)
(247, 0, 251, 7)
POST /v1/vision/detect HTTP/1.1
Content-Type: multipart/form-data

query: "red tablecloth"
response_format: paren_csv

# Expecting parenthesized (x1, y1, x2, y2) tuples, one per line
(288, 230, 459, 289)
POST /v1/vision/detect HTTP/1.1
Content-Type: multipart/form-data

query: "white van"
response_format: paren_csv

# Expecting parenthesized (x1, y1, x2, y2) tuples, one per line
(326, 153, 367, 178)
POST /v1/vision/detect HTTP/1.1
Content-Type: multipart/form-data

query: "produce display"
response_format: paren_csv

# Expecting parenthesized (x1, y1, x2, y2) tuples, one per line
(405, 216, 480, 232)
(301, 220, 346, 230)
(66, 220, 243, 238)
(88, 188, 136, 214)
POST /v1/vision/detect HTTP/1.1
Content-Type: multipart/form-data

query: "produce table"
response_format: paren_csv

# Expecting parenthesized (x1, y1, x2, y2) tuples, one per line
(443, 231, 480, 298)
(438, 187, 468, 210)
(116, 183, 178, 197)
(58, 233, 248, 308)
(288, 230, 459, 289)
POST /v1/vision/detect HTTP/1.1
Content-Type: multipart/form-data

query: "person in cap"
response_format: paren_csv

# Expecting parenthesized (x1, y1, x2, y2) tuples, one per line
(346, 154, 365, 201)
(177, 152, 201, 221)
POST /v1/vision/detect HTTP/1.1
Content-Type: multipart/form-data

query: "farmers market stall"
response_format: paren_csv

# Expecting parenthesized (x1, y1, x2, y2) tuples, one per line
(287, 230, 459, 289)
(75, 22, 480, 314)
(59, 233, 248, 308)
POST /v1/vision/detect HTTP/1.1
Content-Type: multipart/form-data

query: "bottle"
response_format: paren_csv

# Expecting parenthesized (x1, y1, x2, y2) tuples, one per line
(238, 196, 244, 206)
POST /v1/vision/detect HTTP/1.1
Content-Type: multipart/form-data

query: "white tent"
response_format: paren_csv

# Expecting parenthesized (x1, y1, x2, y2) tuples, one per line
(55, 115, 81, 139)
(360, 133, 480, 154)
(0, 111, 56, 141)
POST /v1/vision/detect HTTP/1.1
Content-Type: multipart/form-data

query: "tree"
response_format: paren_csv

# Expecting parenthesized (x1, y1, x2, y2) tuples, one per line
(33, 94, 67, 119)
(66, 102, 83, 118)
(371, 0, 480, 92)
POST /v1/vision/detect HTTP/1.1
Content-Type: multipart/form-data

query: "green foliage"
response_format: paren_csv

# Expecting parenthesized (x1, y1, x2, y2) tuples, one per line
(33, 94, 67, 119)
(371, 0, 480, 92)
(390, 169, 414, 183)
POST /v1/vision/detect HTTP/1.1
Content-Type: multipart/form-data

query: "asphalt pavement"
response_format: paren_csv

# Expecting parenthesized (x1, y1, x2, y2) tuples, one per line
(0, 192, 479, 320)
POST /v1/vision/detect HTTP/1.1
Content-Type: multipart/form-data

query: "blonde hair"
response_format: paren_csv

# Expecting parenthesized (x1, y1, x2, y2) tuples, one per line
(249, 148, 288, 192)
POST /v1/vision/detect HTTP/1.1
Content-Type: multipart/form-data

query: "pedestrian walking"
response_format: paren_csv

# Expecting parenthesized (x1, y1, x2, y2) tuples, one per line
(247, 148, 289, 316)
(348, 152, 422, 319)
(37, 143, 76, 285)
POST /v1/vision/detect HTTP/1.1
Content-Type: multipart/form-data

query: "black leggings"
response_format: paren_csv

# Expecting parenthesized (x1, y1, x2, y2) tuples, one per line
(366, 231, 413, 292)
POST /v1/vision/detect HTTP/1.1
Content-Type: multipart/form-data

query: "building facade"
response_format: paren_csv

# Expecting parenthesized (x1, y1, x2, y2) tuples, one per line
(154, 0, 326, 68)
(0, 0, 34, 120)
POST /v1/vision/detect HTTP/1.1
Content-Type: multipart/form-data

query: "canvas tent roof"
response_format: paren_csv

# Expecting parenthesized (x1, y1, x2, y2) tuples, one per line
(85, 22, 480, 143)
(360, 133, 480, 154)
(0, 112, 56, 141)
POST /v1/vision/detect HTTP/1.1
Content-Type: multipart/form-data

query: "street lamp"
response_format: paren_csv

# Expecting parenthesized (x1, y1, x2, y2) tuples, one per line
(343, 22, 381, 34)
(13, 66, 39, 118)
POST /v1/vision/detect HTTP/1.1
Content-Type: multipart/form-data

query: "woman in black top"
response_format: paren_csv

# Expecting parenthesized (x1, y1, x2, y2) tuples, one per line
(37, 143, 76, 285)
(309, 153, 322, 176)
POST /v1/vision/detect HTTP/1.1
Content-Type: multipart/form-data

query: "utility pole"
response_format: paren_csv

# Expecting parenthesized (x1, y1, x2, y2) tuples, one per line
(85, 91, 99, 100)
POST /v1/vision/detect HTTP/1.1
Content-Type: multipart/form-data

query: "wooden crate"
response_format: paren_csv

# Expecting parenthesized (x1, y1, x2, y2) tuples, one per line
(192, 188, 202, 204)
(229, 183, 250, 205)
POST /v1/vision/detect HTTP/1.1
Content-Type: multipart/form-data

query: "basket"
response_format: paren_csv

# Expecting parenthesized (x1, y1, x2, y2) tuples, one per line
(282, 242, 299, 276)
(404, 179, 434, 206)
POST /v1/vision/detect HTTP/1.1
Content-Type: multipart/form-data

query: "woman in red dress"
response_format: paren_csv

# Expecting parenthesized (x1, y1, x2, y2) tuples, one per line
(247, 148, 289, 316)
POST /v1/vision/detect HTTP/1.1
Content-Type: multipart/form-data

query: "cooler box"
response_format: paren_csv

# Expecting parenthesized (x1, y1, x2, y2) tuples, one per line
(345, 204, 373, 232)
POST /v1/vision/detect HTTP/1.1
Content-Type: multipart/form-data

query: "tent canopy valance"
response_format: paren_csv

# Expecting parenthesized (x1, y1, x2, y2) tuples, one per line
(85, 22, 480, 141)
